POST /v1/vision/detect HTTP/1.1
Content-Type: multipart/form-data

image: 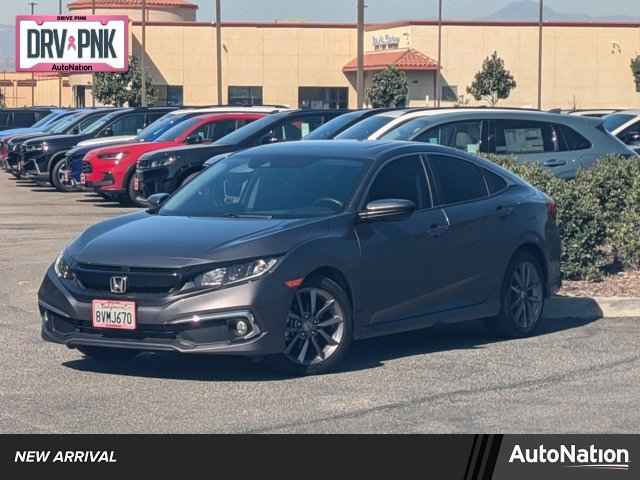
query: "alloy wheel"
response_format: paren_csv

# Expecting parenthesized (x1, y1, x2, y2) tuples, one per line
(507, 261, 544, 330)
(284, 287, 345, 366)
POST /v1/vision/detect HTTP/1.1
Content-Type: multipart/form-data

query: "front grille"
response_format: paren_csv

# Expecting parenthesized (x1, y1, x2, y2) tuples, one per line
(74, 263, 183, 294)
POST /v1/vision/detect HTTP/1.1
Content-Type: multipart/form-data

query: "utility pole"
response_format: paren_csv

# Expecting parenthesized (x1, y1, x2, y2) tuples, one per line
(58, 0, 63, 107)
(356, 0, 365, 108)
(435, 0, 443, 107)
(216, 0, 223, 105)
(537, 0, 543, 110)
(141, 0, 147, 107)
(91, 0, 96, 107)
(28, 1, 37, 107)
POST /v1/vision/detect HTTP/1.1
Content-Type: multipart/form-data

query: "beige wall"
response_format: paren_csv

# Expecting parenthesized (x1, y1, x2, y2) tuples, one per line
(0, 73, 73, 108)
(70, 6, 196, 22)
(13, 21, 640, 110)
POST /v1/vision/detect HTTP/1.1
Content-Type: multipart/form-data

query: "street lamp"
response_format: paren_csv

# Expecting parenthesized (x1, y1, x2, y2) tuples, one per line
(537, 0, 543, 110)
(435, 0, 442, 108)
(28, 1, 38, 107)
(58, 0, 63, 107)
(215, 0, 223, 106)
(141, 0, 147, 107)
(92, 0, 96, 107)
(356, 0, 365, 108)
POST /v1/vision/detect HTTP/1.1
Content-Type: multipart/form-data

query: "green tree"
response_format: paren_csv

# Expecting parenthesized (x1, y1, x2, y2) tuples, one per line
(366, 65, 408, 108)
(631, 55, 640, 92)
(467, 51, 517, 106)
(93, 56, 154, 107)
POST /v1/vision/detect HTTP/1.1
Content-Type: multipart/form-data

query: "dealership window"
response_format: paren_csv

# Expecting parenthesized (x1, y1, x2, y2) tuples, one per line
(229, 86, 263, 106)
(441, 85, 458, 102)
(299, 87, 348, 110)
(153, 85, 184, 106)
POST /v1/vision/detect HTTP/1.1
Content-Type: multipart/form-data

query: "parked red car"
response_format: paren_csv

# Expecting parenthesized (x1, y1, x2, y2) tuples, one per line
(81, 112, 265, 204)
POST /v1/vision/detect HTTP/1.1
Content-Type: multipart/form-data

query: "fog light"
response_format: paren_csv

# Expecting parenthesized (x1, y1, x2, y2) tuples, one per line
(235, 320, 249, 337)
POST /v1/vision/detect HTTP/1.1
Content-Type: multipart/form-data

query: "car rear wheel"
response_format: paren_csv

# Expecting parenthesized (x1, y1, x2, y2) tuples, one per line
(51, 157, 75, 192)
(76, 346, 140, 362)
(274, 276, 353, 376)
(488, 251, 545, 338)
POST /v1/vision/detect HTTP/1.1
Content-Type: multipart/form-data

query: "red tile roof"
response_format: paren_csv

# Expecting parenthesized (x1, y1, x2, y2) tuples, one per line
(343, 48, 439, 73)
(68, 0, 198, 9)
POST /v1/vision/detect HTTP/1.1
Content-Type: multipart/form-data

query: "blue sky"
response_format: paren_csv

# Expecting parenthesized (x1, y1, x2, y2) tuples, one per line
(3, 0, 639, 24)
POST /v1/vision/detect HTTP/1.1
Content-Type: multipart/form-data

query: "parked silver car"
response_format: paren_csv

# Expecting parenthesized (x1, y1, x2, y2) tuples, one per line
(370, 108, 636, 179)
(602, 110, 640, 153)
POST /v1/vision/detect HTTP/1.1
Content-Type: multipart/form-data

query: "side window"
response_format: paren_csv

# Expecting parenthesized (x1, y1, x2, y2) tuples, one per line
(619, 120, 640, 144)
(414, 120, 485, 154)
(366, 155, 429, 209)
(493, 119, 558, 154)
(108, 113, 146, 136)
(555, 124, 591, 151)
(483, 169, 508, 195)
(271, 116, 325, 142)
(428, 154, 488, 205)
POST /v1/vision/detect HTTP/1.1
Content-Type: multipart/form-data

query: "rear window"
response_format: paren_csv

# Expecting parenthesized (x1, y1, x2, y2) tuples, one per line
(336, 114, 398, 140)
(603, 114, 635, 133)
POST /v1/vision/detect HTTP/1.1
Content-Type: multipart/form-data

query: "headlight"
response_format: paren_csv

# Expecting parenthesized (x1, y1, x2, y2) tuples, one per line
(182, 257, 278, 291)
(97, 152, 126, 162)
(149, 155, 176, 168)
(54, 252, 74, 280)
(25, 142, 48, 153)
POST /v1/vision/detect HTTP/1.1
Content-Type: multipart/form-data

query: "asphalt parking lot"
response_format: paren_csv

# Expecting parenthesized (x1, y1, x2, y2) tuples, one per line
(1, 173, 639, 433)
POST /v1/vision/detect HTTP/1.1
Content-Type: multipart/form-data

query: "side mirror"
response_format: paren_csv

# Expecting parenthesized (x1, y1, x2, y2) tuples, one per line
(358, 199, 416, 222)
(261, 135, 279, 145)
(145, 192, 170, 211)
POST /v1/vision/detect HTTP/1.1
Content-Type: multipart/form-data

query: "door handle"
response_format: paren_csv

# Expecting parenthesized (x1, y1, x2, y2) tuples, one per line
(426, 224, 449, 238)
(496, 205, 514, 218)
(543, 159, 567, 167)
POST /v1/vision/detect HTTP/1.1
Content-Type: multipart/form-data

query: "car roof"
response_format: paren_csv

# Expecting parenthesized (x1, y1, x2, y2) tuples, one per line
(608, 109, 640, 116)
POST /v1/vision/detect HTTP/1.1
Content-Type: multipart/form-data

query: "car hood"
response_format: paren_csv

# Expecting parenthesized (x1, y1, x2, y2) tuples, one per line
(0, 127, 43, 138)
(23, 133, 84, 146)
(68, 211, 331, 269)
(77, 135, 138, 148)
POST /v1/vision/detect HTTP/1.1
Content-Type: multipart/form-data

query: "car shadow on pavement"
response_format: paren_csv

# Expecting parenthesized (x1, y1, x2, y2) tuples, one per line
(61, 315, 600, 382)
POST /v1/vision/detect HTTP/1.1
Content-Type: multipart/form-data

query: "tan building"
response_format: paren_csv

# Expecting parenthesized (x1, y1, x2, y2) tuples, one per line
(2, 0, 640, 111)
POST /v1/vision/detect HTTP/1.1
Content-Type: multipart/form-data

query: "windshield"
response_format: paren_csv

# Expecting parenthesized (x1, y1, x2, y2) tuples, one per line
(378, 116, 435, 140)
(335, 114, 398, 140)
(155, 117, 201, 142)
(48, 113, 84, 133)
(214, 114, 280, 145)
(159, 154, 366, 219)
(32, 112, 59, 128)
(138, 114, 190, 141)
(303, 112, 362, 140)
(81, 111, 124, 134)
(602, 114, 636, 133)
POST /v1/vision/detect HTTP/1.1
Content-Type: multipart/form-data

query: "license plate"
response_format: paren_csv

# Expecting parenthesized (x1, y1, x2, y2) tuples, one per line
(92, 300, 136, 330)
(80, 173, 86, 185)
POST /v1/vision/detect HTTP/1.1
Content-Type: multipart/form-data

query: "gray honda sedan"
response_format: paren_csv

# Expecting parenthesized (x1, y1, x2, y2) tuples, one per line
(39, 141, 561, 375)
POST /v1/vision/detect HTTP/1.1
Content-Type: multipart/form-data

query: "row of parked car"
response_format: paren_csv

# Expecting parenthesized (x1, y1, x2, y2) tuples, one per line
(2, 105, 639, 208)
(2, 104, 635, 374)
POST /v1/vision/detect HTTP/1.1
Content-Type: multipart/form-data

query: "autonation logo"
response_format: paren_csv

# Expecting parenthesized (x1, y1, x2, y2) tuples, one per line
(509, 444, 630, 471)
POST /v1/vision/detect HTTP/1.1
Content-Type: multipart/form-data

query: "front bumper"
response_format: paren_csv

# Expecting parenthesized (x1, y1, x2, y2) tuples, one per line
(38, 266, 290, 356)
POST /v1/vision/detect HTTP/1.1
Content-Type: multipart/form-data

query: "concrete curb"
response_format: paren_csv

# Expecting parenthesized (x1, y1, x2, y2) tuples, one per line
(543, 295, 640, 320)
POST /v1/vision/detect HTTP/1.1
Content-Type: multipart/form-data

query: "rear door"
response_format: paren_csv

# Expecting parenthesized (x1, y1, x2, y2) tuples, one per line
(488, 118, 579, 178)
(425, 153, 498, 308)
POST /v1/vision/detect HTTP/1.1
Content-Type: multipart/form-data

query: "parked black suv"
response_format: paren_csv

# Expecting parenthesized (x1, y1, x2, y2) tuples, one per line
(17, 107, 175, 183)
(6, 109, 117, 175)
(137, 109, 348, 198)
(0, 108, 53, 130)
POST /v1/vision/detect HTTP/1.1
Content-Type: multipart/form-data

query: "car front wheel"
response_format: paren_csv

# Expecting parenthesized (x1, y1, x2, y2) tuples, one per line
(275, 276, 353, 376)
(51, 157, 74, 192)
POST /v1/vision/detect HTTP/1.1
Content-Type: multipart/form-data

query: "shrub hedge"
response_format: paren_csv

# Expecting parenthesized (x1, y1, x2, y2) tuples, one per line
(485, 154, 640, 281)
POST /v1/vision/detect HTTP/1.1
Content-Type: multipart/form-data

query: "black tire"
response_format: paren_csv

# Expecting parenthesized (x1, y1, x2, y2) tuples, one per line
(486, 251, 545, 338)
(50, 157, 74, 192)
(76, 346, 140, 362)
(125, 171, 146, 207)
(270, 276, 353, 376)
